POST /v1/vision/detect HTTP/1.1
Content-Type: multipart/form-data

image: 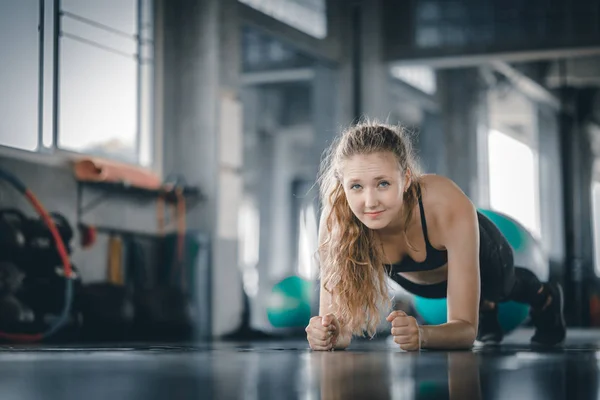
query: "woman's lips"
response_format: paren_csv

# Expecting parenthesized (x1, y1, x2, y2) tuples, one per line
(364, 211, 384, 217)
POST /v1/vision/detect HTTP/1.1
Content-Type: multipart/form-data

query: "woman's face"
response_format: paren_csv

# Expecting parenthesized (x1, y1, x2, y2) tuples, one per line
(341, 151, 408, 231)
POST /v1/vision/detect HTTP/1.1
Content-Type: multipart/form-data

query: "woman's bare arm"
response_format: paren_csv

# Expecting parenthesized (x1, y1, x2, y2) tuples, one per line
(317, 208, 353, 349)
(318, 280, 353, 349)
(418, 180, 480, 349)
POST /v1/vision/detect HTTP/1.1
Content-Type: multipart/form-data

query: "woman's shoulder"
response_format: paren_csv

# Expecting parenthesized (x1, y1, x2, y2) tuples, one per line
(419, 174, 465, 199)
(418, 174, 474, 222)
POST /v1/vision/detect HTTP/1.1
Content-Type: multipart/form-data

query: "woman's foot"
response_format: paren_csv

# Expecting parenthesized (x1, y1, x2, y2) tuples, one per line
(530, 283, 566, 346)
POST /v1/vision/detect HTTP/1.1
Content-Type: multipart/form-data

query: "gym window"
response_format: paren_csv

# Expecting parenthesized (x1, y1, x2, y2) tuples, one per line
(0, 0, 154, 167)
(487, 129, 541, 238)
(238, 0, 328, 39)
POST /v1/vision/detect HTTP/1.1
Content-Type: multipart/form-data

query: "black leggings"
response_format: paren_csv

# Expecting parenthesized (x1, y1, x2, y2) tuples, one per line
(392, 212, 547, 309)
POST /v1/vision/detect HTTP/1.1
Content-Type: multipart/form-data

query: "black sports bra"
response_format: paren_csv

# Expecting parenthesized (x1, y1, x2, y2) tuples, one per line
(385, 185, 448, 273)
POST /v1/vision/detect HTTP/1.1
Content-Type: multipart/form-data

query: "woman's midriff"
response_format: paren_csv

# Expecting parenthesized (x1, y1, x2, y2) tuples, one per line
(397, 264, 449, 285)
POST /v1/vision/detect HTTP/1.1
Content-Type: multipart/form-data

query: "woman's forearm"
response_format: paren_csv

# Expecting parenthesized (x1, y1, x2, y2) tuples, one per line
(419, 320, 476, 350)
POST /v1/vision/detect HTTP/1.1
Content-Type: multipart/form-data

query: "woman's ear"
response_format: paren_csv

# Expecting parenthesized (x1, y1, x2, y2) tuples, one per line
(404, 169, 412, 192)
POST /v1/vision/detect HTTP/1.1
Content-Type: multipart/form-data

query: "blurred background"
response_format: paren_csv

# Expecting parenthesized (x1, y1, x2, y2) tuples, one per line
(0, 0, 599, 344)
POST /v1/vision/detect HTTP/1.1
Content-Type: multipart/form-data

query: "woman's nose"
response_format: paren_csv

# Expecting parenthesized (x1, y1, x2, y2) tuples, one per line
(364, 190, 379, 208)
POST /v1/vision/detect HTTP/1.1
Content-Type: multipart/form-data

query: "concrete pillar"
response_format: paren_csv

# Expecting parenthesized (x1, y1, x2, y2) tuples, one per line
(419, 112, 446, 175)
(358, 0, 393, 122)
(436, 68, 489, 205)
(559, 88, 598, 326)
(312, 64, 340, 174)
(157, 0, 243, 338)
(537, 104, 565, 269)
(327, 0, 357, 126)
(324, 0, 392, 124)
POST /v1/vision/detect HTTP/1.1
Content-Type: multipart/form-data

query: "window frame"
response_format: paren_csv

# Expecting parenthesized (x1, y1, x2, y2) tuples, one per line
(0, 0, 158, 172)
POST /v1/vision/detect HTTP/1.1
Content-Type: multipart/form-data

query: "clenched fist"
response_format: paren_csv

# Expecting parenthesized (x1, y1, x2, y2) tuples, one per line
(386, 310, 422, 351)
(306, 313, 340, 351)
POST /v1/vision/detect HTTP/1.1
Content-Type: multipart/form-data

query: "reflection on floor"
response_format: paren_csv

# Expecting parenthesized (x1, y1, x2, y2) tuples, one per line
(0, 328, 598, 399)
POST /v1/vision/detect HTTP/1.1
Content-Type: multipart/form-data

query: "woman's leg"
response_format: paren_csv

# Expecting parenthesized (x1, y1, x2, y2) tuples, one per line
(477, 262, 509, 344)
(477, 299, 504, 344)
(476, 213, 515, 344)
(479, 268, 566, 346)
(505, 267, 566, 346)
(476, 211, 566, 345)
(507, 267, 550, 308)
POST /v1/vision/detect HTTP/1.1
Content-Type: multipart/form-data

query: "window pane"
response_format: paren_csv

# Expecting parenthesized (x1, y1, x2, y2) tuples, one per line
(58, 36, 137, 163)
(0, 0, 39, 151)
(61, 0, 137, 36)
(488, 129, 540, 237)
(61, 12, 137, 56)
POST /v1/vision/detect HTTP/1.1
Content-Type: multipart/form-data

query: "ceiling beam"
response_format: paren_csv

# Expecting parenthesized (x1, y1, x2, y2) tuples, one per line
(491, 61, 561, 111)
(238, 3, 341, 64)
(388, 46, 600, 69)
(241, 68, 315, 85)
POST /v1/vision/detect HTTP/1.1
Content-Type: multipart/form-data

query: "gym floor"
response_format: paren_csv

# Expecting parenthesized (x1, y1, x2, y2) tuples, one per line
(0, 328, 598, 399)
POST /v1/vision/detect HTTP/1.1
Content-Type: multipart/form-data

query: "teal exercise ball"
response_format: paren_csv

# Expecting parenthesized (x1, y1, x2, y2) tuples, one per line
(478, 209, 549, 281)
(267, 276, 313, 328)
(413, 209, 548, 332)
(413, 297, 529, 333)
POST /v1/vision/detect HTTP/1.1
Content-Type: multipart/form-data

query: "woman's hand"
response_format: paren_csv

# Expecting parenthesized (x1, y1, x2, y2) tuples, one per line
(387, 310, 422, 351)
(306, 313, 340, 351)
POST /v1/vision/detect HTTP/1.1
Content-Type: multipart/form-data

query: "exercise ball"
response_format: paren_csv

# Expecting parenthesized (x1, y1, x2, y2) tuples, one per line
(413, 209, 547, 332)
(413, 297, 529, 333)
(267, 276, 313, 328)
(478, 209, 549, 281)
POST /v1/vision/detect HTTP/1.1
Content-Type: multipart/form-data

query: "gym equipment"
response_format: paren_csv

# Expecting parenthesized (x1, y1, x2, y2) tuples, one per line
(0, 262, 34, 329)
(78, 283, 134, 342)
(0, 168, 75, 342)
(478, 209, 548, 281)
(414, 296, 530, 332)
(413, 209, 548, 332)
(266, 275, 313, 328)
(0, 207, 82, 340)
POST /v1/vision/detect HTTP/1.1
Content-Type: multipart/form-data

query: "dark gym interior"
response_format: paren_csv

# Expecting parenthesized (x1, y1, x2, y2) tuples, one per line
(2, 0, 600, 398)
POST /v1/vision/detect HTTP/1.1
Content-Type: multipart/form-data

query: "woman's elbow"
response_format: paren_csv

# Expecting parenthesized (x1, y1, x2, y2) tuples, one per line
(461, 324, 477, 348)
(452, 320, 477, 349)
(461, 336, 476, 349)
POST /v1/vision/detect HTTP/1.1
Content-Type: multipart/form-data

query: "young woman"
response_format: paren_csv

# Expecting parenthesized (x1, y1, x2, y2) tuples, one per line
(305, 122, 566, 351)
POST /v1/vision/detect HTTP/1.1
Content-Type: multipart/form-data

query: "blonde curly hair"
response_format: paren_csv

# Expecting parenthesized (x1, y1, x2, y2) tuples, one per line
(317, 121, 422, 337)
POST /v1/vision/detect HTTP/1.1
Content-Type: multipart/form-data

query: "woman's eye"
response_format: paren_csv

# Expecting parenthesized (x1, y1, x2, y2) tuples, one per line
(379, 181, 390, 187)
(351, 184, 361, 190)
